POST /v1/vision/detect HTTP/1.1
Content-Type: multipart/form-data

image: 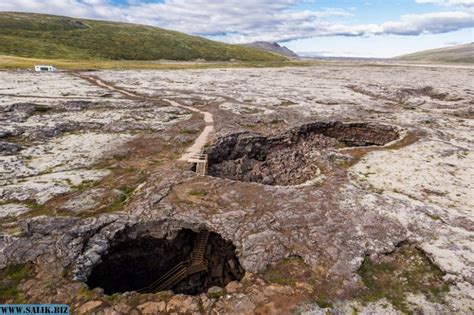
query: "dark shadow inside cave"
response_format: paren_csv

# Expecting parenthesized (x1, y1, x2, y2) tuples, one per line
(86, 229, 245, 295)
(205, 121, 400, 186)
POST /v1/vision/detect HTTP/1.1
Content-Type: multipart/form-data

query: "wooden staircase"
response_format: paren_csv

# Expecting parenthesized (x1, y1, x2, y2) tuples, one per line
(137, 230, 210, 293)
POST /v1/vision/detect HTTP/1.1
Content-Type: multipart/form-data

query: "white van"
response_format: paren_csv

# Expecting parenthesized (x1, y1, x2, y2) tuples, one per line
(34, 65, 57, 72)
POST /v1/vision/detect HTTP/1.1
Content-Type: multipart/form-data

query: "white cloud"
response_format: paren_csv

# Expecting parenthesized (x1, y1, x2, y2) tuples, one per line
(415, 0, 474, 7)
(0, 0, 473, 43)
(373, 11, 474, 35)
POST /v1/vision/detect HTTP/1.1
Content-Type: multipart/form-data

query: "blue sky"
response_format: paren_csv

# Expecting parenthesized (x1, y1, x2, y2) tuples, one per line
(285, 0, 474, 57)
(1, 0, 473, 57)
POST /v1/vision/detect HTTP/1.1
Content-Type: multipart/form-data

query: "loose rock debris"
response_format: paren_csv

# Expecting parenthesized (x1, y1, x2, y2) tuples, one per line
(206, 121, 401, 185)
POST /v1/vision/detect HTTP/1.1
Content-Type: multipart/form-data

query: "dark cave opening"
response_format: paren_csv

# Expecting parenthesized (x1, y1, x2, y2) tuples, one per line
(86, 229, 245, 295)
(205, 121, 400, 186)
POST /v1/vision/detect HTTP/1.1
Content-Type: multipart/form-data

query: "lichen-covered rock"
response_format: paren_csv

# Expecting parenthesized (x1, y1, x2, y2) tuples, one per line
(0, 141, 23, 155)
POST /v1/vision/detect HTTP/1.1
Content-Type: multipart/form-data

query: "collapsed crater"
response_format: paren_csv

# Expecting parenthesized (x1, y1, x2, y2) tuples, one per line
(86, 229, 245, 295)
(206, 121, 400, 186)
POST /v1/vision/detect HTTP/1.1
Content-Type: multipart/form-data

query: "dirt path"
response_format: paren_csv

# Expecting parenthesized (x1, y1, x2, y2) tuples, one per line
(74, 73, 214, 162)
(164, 99, 214, 161)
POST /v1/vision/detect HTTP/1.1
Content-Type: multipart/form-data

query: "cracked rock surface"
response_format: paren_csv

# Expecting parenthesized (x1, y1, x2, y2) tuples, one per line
(0, 64, 473, 314)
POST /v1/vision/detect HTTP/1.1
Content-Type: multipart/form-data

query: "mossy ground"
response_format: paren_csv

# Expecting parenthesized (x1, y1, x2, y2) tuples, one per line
(262, 256, 336, 309)
(357, 245, 449, 314)
(0, 264, 31, 303)
(261, 246, 450, 313)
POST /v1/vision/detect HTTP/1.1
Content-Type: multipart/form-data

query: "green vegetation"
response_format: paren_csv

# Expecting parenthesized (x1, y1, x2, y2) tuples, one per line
(337, 159, 351, 168)
(278, 100, 297, 107)
(0, 55, 307, 71)
(0, 12, 286, 63)
(77, 286, 96, 301)
(315, 298, 333, 309)
(0, 264, 30, 302)
(396, 43, 473, 64)
(188, 188, 208, 197)
(179, 128, 199, 135)
(118, 185, 135, 196)
(428, 214, 442, 221)
(262, 256, 305, 286)
(208, 290, 225, 299)
(72, 179, 100, 192)
(269, 118, 285, 125)
(106, 185, 136, 212)
(240, 106, 263, 115)
(263, 268, 296, 285)
(357, 246, 449, 314)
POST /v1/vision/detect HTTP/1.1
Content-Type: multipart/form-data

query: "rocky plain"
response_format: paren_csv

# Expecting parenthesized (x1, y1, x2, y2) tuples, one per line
(0, 63, 473, 314)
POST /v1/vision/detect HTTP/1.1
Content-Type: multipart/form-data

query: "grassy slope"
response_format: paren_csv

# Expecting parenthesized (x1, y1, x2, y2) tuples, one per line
(395, 43, 473, 63)
(0, 55, 308, 70)
(0, 12, 285, 62)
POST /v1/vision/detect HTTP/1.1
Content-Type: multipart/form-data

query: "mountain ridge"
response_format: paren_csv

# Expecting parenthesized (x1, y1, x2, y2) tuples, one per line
(243, 41, 298, 58)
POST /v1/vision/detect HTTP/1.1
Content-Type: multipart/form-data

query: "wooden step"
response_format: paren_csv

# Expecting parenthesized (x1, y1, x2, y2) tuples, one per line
(135, 230, 211, 293)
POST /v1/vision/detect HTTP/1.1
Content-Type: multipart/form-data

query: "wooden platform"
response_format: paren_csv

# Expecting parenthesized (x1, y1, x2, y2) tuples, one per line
(187, 153, 208, 176)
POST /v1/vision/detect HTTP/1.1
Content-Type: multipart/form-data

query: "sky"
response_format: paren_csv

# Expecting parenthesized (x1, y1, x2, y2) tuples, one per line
(1, 0, 473, 58)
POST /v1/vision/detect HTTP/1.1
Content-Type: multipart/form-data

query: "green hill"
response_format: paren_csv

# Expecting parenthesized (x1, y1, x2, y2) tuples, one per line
(0, 12, 285, 62)
(395, 43, 473, 63)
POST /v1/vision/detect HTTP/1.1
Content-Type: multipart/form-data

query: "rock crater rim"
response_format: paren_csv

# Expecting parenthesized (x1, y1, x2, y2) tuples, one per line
(205, 121, 403, 186)
(84, 227, 245, 296)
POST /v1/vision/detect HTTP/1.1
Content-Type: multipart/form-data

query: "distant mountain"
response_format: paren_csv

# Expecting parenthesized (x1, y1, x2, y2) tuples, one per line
(244, 41, 298, 58)
(395, 43, 473, 63)
(0, 12, 286, 62)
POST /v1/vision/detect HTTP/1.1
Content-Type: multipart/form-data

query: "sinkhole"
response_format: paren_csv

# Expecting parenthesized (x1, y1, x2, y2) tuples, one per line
(205, 121, 400, 186)
(86, 229, 245, 295)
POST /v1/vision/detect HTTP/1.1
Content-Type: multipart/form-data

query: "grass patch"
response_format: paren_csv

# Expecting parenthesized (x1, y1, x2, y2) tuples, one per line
(315, 298, 333, 309)
(77, 286, 96, 301)
(263, 269, 296, 285)
(0, 264, 31, 303)
(208, 290, 225, 299)
(0, 55, 309, 71)
(118, 185, 135, 196)
(278, 100, 297, 107)
(262, 256, 307, 286)
(428, 214, 442, 221)
(357, 246, 449, 314)
(22, 200, 47, 215)
(3, 265, 29, 282)
(239, 123, 258, 129)
(337, 159, 351, 168)
(72, 179, 100, 192)
(179, 128, 199, 135)
(188, 188, 208, 197)
(106, 185, 136, 213)
(240, 106, 262, 115)
(269, 118, 285, 125)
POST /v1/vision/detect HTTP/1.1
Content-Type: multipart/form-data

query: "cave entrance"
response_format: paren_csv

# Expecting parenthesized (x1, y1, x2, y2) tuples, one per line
(86, 229, 245, 295)
(206, 121, 401, 186)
